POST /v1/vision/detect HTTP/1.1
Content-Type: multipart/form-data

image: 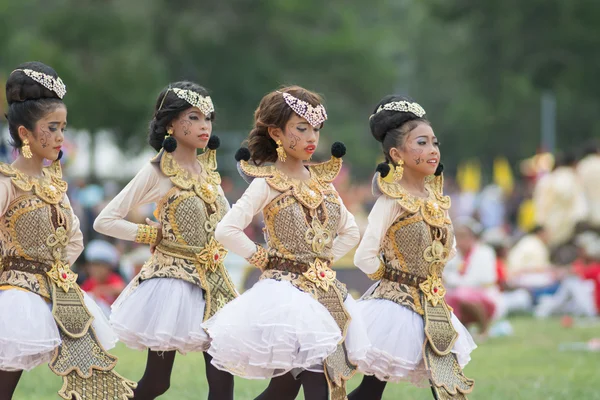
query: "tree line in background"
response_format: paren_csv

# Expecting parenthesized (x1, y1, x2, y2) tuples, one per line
(1, 0, 597, 179)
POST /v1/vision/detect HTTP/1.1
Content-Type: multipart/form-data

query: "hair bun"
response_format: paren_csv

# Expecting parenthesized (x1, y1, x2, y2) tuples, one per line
(331, 142, 346, 158)
(376, 162, 391, 178)
(235, 147, 251, 162)
(207, 135, 220, 150)
(6, 62, 62, 104)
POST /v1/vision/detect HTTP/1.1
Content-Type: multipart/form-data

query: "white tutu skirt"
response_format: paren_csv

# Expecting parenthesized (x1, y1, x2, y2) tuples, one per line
(203, 279, 371, 379)
(352, 298, 477, 386)
(111, 278, 209, 354)
(0, 288, 117, 371)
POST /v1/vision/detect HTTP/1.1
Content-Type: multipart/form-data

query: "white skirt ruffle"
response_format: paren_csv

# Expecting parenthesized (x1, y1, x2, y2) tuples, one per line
(110, 278, 209, 354)
(203, 279, 370, 379)
(0, 288, 117, 371)
(352, 298, 477, 386)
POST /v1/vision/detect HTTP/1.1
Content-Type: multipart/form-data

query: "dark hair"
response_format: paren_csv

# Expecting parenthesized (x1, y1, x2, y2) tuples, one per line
(5, 61, 65, 150)
(148, 81, 214, 152)
(369, 95, 430, 165)
(582, 139, 600, 158)
(553, 150, 577, 169)
(247, 85, 323, 165)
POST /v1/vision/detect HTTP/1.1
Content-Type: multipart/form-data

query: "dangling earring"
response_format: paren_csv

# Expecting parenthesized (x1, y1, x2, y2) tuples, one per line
(162, 127, 177, 153)
(22, 138, 33, 159)
(394, 159, 404, 181)
(276, 140, 287, 162)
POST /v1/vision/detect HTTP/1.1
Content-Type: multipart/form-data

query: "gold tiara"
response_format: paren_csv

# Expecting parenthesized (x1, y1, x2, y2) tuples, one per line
(371, 100, 426, 118)
(280, 92, 327, 128)
(158, 87, 215, 116)
(12, 69, 67, 99)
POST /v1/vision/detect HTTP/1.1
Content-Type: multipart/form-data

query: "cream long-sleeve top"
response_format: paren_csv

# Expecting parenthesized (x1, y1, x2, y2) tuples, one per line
(354, 194, 456, 275)
(94, 162, 229, 241)
(214, 178, 360, 261)
(0, 174, 83, 266)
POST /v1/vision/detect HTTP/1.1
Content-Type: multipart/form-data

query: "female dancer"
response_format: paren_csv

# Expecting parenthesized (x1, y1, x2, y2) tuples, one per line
(0, 62, 135, 399)
(94, 82, 237, 399)
(349, 95, 477, 400)
(203, 86, 369, 400)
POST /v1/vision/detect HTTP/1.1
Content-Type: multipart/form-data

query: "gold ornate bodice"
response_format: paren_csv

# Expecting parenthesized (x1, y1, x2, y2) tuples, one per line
(240, 156, 344, 266)
(364, 174, 454, 315)
(133, 150, 236, 321)
(0, 162, 76, 298)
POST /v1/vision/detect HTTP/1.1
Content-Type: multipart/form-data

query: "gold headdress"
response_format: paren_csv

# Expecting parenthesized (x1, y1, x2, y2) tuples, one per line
(11, 69, 67, 99)
(158, 87, 215, 116)
(370, 100, 426, 119)
(280, 92, 327, 127)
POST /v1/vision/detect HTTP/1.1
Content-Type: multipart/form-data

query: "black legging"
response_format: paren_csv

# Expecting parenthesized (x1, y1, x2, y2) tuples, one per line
(348, 375, 387, 400)
(255, 370, 328, 400)
(0, 370, 22, 400)
(134, 350, 234, 400)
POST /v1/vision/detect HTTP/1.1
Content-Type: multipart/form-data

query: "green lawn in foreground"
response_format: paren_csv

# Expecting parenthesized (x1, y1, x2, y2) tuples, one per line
(13, 317, 600, 399)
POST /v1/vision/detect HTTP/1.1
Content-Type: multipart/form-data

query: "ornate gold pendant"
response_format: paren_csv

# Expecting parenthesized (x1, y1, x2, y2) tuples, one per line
(305, 217, 332, 253)
(419, 275, 446, 306)
(196, 237, 228, 272)
(303, 259, 336, 291)
(47, 261, 78, 293)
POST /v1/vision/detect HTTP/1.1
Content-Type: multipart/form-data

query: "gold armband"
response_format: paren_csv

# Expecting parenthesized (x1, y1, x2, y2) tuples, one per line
(367, 264, 385, 281)
(247, 246, 269, 270)
(135, 224, 158, 245)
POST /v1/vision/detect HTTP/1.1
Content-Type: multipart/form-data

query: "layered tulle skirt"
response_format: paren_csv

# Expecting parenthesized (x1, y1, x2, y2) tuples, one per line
(352, 298, 477, 386)
(110, 278, 210, 354)
(0, 288, 117, 371)
(203, 279, 370, 379)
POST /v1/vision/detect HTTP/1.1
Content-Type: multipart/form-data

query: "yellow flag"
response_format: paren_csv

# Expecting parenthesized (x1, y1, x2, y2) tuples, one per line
(494, 157, 514, 194)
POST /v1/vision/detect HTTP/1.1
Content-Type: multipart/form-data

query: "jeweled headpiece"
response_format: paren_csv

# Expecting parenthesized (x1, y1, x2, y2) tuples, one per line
(280, 92, 327, 128)
(12, 69, 67, 99)
(371, 100, 426, 118)
(158, 87, 215, 116)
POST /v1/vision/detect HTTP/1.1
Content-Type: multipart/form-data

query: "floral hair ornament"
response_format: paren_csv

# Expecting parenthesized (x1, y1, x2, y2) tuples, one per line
(279, 91, 327, 128)
(11, 69, 67, 99)
(370, 100, 426, 119)
(157, 87, 215, 116)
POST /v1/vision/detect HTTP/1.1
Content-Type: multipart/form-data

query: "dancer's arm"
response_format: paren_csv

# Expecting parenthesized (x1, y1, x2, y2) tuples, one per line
(354, 195, 402, 275)
(215, 178, 271, 260)
(94, 163, 162, 242)
(331, 196, 360, 262)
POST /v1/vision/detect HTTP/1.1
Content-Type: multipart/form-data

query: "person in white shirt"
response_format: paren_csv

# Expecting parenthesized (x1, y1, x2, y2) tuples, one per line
(444, 218, 499, 336)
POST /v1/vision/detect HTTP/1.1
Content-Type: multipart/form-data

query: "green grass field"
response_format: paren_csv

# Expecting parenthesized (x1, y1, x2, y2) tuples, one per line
(13, 317, 600, 399)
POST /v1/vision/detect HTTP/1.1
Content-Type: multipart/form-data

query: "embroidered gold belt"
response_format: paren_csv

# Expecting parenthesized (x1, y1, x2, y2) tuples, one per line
(261, 258, 356, 400)
(1, 256, 53, 274)
(383, 268, 426, 287)
(155, 239, 237, 320)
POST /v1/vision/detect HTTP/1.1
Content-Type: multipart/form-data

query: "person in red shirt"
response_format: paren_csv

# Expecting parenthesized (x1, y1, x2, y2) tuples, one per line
(572, 235, 600, 314)
(80, 240, 126, 312)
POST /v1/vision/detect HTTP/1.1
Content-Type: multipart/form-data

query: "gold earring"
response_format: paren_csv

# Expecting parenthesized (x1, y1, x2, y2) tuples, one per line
(167, 127, 173, 137)
(22, 139, 33, 159)
(276, 140, 287, 162)
(394, 160, 404, 181)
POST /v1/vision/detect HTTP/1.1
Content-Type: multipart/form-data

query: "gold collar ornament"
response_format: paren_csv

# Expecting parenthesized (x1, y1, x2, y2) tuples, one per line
(238, 143, 345, 209)
(0, 161, 67, 204)
(375, 170, 451, 228)
(154, 149, 222, 204)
